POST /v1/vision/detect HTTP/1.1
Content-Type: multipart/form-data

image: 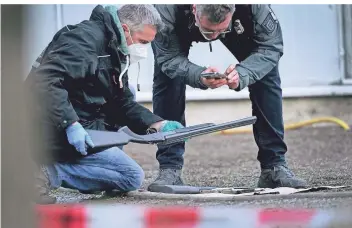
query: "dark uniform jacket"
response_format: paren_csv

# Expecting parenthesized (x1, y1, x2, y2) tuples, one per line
(151, 4, 284, 91)
(24, 5, 163, 164)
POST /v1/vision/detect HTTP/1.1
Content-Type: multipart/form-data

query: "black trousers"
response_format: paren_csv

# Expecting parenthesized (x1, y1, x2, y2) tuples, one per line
(152, 42, 287, 170)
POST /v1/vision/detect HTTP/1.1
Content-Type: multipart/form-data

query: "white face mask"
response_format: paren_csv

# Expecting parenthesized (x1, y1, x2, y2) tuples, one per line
(128, 43, 148, 64)
(127, 28, 148, 64)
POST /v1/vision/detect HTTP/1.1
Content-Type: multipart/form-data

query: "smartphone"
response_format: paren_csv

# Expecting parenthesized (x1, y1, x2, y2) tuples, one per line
(201, 72, 227, 80)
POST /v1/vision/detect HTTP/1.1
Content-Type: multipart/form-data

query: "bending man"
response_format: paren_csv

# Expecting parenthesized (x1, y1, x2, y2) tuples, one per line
(149, 4, 307, 190)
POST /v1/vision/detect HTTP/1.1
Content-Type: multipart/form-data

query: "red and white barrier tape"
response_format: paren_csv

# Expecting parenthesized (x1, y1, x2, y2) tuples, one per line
(36, 204, 352, 228)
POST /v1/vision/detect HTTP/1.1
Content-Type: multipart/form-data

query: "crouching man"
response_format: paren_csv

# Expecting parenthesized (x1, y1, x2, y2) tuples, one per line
(24, 4, 183, 204)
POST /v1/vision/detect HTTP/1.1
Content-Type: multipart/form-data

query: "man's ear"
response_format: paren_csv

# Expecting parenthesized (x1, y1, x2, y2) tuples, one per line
(192, 4, 196, 15)
(121, 24, 129, 34)
(121, 24, 131, 39)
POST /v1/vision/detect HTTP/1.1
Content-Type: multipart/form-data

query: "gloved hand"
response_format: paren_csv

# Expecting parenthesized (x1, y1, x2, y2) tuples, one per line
(65, 122, 94, 156)
(159, 120, 184, 132)
(161, 121, 189, 142)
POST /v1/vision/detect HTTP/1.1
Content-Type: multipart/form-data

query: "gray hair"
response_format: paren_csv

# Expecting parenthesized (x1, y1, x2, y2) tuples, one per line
(117, 4, 164, 33)
(196, 4, 236, 24)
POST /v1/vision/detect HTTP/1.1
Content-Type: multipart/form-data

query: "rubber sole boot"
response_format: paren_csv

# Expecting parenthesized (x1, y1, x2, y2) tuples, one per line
(258, 165, 308, 189)
(148, 169, 184, 192)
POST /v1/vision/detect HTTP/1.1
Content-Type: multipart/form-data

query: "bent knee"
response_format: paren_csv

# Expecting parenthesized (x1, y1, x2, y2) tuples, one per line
(123, 166, 145, 191)
(130, 166, 145, 189)
(97, 147, 145, 191)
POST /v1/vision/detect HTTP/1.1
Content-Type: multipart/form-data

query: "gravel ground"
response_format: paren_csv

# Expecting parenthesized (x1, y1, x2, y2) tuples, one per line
(52, 126, 352, 208)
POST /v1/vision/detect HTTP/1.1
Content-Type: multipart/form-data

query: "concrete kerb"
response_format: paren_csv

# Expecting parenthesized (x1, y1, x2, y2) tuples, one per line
(126, 190, 352, 203)
(56, 187, 352, 203)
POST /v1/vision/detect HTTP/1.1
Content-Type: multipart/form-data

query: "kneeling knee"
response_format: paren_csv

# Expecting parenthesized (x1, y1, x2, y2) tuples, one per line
(123, 166, 145, 191)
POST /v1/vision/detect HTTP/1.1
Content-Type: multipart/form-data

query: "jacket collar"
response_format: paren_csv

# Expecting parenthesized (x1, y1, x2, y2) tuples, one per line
(89, 5, 128, 57)
(103, 5, 129, 55)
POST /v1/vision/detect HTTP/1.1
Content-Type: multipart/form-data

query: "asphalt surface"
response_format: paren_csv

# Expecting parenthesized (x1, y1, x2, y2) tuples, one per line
(52, 126, 352, 208)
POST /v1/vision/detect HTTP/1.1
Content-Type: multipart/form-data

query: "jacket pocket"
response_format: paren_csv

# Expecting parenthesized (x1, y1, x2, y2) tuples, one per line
(81, 93, 106, 112)
(70, 92, 106, 120)
(83, 56, 113, 105)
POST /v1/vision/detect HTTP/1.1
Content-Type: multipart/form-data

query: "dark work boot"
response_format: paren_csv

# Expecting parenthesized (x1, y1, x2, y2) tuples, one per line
(148, 169, 184, 192)
(258, 165, 308, 189)
(35, 167, 56, 204)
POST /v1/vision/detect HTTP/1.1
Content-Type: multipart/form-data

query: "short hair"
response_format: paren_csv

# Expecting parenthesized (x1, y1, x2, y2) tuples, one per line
(196, 4, 236, 24)
(117, 4, 164, 33)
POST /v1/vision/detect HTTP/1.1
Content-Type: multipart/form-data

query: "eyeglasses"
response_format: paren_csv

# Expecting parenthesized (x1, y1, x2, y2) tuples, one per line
(196, 24, 232, 35)
(194, 14, 232, 35)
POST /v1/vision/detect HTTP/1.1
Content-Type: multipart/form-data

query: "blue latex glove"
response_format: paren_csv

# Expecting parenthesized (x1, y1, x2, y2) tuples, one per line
(159, 121, 184, 132)
(159, 121, 189, 142)
(65, 122, 94, 155)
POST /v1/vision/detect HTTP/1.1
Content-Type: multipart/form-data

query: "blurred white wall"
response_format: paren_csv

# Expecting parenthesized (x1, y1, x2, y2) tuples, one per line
(22, 4, 349, 101)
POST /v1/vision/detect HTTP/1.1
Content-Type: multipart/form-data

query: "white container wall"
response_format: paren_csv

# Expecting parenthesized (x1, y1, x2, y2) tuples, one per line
(22, 4, 347, 101)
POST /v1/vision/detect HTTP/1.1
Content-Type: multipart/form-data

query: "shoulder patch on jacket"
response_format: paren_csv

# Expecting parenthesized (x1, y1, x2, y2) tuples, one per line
(262, 13, 276, 33)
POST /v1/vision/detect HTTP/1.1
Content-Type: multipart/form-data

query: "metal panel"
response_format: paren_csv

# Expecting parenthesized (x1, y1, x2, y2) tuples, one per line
(342, 5, 352, 83)
(272, 4, 341, 87)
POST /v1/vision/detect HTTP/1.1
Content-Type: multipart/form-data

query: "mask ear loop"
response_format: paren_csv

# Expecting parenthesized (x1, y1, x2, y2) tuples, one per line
(123, 27, 133, 89)
(128, 27, 134, 45)
(137, 62, 141, 91)
(113, 55, 129, 89)
(117, 26, 140, 90)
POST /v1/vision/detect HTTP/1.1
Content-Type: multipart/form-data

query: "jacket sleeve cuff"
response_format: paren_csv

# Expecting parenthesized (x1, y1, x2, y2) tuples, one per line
(57, 111, 79, 130)
(143, 115, 164, 133)
(233, 66, 250, 91)
(187, 65, 208, 90)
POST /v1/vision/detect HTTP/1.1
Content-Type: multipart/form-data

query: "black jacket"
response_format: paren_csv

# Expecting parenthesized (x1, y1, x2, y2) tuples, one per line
(25, 5, 163, 164)
(151, 4, 284, 91)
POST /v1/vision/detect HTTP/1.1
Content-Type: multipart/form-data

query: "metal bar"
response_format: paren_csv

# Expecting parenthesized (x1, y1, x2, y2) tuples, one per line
(159, 116, 257, 146)
(342, 79, 352, 84)
(336, 4, 346, 84)
(342, 5, 352, 82)
(87, 116, 256, 149)
(56, 4, 63, 31)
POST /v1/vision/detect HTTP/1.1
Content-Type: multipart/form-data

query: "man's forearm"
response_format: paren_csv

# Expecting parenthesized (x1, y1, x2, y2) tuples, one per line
(234, 49, 281, 91)
(149, 120, 166, 132)
(185, 64, 208, 90)
(232, 4, 283, 91)
(160, 57, 208, 89)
